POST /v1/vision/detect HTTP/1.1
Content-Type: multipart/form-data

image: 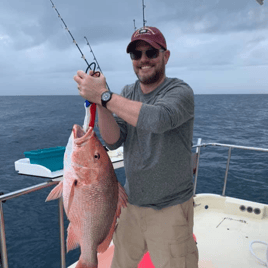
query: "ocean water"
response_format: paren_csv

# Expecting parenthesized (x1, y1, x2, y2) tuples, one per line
(0, 94, 268, 267)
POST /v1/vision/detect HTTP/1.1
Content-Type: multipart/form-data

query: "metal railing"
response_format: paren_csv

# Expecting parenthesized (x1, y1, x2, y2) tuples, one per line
(1, 141, 268, 268)
(0, 180, 65, 268)
(192, 142, 268, 196)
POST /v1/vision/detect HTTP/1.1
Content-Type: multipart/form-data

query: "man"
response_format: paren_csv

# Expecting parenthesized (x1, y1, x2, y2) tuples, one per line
(74, 26, 198, 268)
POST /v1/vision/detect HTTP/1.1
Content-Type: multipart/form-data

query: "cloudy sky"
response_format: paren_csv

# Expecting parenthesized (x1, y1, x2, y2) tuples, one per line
(0, 0, 267, 95)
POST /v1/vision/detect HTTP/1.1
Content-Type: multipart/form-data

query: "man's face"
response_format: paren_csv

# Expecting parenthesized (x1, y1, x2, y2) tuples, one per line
(131, 41, 170, 85)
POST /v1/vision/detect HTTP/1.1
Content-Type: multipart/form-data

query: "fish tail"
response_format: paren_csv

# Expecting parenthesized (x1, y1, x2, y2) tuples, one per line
(75, 259, 97, 268)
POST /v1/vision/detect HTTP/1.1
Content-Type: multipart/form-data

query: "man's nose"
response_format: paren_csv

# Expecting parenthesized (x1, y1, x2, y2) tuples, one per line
(140, 51, 150, 61)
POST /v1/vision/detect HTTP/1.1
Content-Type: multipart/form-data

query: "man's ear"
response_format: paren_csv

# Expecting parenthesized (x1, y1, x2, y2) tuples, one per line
(164, 50, 171, 65)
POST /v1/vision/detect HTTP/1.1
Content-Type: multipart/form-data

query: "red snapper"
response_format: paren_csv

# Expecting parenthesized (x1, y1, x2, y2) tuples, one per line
(46, 125, 127, 268)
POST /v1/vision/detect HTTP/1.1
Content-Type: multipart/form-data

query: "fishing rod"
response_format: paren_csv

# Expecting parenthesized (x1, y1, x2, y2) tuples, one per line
(84, 36, 110, 91)
(49, 0, 102, 128)
(133, 19, 137, 31)
(142, 0, 147, 27)
(84, 37, 103, 76)
(133, 0, 147, 30)
(136, 0, 264, 29)
(49, 0, 100, 77)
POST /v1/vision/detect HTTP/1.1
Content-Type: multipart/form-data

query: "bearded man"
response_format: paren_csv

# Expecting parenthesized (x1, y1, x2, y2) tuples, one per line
(74, 26, 198, 268)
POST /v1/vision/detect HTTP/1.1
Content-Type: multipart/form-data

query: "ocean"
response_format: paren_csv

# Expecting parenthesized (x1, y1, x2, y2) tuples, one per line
(0, 94, 267, 267)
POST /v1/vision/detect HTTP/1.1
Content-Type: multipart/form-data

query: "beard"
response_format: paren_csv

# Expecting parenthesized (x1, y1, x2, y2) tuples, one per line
(134, 58, 166, 85)
(137, 69, 164, 85)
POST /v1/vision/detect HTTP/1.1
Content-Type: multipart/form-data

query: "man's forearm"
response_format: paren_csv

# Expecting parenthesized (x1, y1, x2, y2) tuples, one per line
(74, 72, 142, 131)
(97, 93, 142, 145)
(106, 94, 142, 127)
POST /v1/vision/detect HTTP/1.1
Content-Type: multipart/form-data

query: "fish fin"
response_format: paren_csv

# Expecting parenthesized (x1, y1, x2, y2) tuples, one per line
(45, 181, 63, 202)
(67, 223, 80, 252)
(116, 182, 128, 217)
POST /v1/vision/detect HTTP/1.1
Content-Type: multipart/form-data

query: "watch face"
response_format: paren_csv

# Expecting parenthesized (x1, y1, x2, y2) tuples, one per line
(102, 92, 110, 101)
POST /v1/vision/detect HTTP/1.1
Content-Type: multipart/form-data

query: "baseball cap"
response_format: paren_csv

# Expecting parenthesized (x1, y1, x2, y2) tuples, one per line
(126, 26, 167, 53)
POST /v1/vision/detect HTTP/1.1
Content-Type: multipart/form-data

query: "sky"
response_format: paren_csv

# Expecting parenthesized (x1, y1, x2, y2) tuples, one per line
(0, 0, 267, 95)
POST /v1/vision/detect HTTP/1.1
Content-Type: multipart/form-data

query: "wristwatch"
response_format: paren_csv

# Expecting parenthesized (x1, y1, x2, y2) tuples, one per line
(101, 91, 113, 108)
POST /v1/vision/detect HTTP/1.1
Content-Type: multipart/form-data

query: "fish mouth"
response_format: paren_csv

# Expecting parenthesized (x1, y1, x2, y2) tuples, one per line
(72, 125, 94, 145)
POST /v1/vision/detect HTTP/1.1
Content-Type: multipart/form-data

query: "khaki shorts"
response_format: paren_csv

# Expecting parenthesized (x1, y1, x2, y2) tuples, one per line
(111, 197, 198, 268)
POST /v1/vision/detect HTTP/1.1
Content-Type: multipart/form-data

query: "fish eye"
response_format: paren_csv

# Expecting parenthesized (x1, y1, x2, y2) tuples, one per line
(94, 153, 100, 160)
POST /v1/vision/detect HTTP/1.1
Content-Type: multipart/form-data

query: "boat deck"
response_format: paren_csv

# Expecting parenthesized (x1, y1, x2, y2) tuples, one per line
(195, 194, 268, 268)
(1, 142, 266, 268)
(69, 194, 268, 268)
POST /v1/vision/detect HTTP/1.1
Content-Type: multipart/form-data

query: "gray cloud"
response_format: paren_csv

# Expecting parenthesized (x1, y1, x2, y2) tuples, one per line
(0, 0, 267, 95)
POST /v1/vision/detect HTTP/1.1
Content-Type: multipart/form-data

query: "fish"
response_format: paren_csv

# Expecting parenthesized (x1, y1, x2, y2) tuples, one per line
(46, 124, 128, 268)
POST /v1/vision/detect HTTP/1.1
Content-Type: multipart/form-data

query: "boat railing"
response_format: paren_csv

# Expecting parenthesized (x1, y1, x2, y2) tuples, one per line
(0, 180, 65, 268)
(192, 140, 268, 196)
(1, 140, 268, 268)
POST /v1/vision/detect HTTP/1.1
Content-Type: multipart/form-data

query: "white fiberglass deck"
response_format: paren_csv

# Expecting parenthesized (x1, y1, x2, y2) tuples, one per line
(195, 194, 268, 268)
(69, 194, 268, 268)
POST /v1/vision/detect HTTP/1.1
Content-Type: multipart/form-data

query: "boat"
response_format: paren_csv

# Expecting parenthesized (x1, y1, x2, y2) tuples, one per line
(1, 138, 268, 268)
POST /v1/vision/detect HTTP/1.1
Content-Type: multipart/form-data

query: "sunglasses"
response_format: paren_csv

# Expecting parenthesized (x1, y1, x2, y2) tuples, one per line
(130, 48, 165, 60)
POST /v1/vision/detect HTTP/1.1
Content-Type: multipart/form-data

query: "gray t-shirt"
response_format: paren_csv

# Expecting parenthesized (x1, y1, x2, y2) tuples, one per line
(106, 77, 194, 210)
